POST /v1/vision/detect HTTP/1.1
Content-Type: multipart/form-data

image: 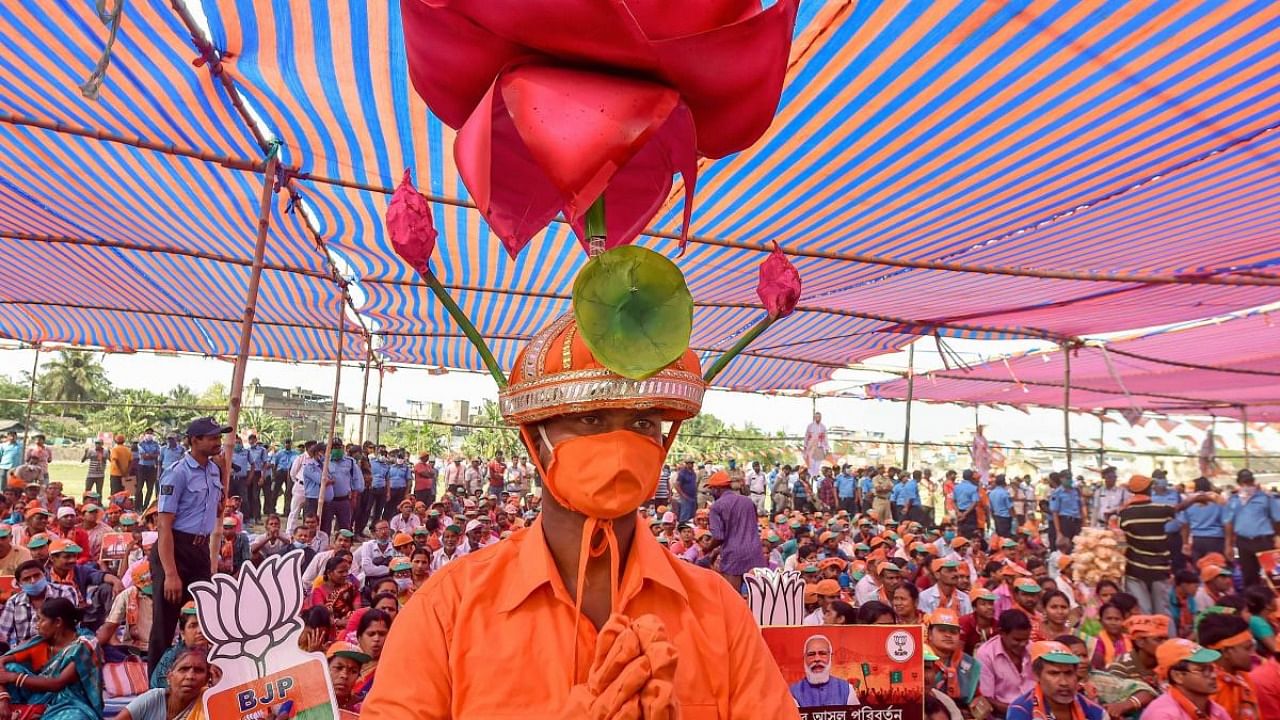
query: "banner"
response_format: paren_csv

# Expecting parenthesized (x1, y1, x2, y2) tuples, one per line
(762, 625, 924, 720)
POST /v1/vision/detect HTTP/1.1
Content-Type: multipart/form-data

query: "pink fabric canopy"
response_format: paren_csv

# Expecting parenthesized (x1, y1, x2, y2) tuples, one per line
(866, 313, 1280, 422)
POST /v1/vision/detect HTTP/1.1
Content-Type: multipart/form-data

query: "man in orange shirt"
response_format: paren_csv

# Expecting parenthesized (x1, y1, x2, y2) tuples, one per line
(107, 434, 132, 496)
(362, 314, 798, 718)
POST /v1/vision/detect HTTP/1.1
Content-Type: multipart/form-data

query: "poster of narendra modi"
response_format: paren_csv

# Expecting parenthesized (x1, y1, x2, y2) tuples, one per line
(762, 625, 924, 720)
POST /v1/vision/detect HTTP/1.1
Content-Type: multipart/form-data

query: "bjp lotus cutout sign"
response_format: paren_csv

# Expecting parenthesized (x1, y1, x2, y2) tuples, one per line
(191, 550, 342, 719)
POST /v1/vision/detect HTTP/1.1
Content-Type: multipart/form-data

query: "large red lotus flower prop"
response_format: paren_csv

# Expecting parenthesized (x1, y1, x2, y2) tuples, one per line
(401, 0, 799, 257)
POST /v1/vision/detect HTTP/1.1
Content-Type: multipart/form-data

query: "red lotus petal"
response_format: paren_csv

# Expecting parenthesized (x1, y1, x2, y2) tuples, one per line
(757, 241, 801, 319)
(568, 102, 697, 251)
(385, 168, 437, 273)
(455, 81, 564, 258)
(500, 64, 680, 221)
(651, 0, 799, 158)
(401, 0, 528, 128)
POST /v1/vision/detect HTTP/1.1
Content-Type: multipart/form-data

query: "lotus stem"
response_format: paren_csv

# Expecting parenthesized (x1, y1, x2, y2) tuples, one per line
(702, 314, 775, 383)
(585, 196, 606, 255)
(420, 267, 508, 388)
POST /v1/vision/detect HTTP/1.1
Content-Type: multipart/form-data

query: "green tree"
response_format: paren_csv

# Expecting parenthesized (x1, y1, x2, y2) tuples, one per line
(38, 350, 109, 409)
(237, 409, 291, 444)
(382, 421, 449, 456)
(459, 400, 518, 460)
(86, 388, 175, 437)
(0, 375, 29, 421)
(669, 413, 790, 464)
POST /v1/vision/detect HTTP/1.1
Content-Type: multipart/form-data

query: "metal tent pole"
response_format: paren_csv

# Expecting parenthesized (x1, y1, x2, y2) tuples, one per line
(1241, 405, 1251, 468)
(1063, 343, 1073, 478)
(1097, 413, 1106, 468)
(316, 293, 348, 528)
(901, 343, 915, 471)
(20, 343, 40, 449)
(358, 354, 372, 443)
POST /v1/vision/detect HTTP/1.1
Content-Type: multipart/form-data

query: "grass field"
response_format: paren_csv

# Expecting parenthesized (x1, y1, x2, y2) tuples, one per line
(47, 462, 91, 498)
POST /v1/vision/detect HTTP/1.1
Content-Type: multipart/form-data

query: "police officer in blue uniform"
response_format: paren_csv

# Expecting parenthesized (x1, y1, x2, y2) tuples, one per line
(148, 416, 229, 674)
(266, 439, 298, 518)
(246, 434, 270, 524)
(1049, 472, 1084, 551)
(954, 470, 981, 539)
(1224, 469, 1280, 587)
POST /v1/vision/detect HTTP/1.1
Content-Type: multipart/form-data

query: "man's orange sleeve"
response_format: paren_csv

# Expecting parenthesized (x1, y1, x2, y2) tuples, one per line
(720, 581, 801, 719)
(360, 580, 455, 718)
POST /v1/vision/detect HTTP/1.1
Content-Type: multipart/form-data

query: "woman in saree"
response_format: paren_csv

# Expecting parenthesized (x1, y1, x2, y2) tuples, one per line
(118, 646, 210, 720)
(309, 556, 361, 639)
(350, 609, 391, 709)
(0, 597, 102, 719)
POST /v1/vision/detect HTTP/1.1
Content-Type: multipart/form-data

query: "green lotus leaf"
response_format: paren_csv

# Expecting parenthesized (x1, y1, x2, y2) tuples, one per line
(572, 246, 693, 380)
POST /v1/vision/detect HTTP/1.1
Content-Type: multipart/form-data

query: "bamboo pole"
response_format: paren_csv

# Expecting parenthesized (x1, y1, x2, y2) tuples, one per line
(373, 366, 385, 446)
(0, 112, 265, 173)
(901, 343, 915, 471)
(212, 150, 280, 565)
(20, 344, 40, 450)
(1063, 343, 1073, 479)
(316, 294, 348, 527)
(358, 355, 372, 443)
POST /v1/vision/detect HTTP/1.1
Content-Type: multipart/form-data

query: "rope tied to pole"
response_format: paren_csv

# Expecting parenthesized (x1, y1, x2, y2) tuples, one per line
(79, 0, 126, 100)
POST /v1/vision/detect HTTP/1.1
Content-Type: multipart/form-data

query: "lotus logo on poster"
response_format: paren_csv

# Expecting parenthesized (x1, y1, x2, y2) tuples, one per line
(886, 630, 916, 663)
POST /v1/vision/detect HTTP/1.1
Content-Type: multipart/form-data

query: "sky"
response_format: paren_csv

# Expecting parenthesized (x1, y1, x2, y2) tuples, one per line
(0, 336, 1092, 449)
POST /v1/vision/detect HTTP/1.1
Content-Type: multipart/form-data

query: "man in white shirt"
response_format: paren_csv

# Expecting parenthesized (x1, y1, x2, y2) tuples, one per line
(464, 460, 484, 495)
(430, 520, 467, 572)
(389, 499, 422, 534)
(301, 528, 355, 585)
(442, 458, 464, 493)
(746, 461, 767, 514)
(1092, 467, 1128, 526)
(285, 441, 313, 535)
(356, 519, 397, 584)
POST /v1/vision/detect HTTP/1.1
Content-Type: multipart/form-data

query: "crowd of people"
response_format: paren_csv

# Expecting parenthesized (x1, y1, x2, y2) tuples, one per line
(0, 420, 1275, 719)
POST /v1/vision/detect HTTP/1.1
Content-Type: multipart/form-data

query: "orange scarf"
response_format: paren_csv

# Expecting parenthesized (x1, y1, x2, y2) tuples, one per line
(1028, 685, 1086, 720)
(1093, 631, 1125, 668)
(937, 650, 962, 699)
(1214, 667, 1259, 720)
(1175, 592, 1194, 638)
(1170, 686, 1215, 720)
(936, 586, 959, 611)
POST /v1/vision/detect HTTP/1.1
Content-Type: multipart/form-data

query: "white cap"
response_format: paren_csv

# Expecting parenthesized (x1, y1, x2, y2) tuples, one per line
(56, 507, 77, 519)
(465, 519, 484, 534)
(502, 504, 518, 514)
(661, 511, 676, 524)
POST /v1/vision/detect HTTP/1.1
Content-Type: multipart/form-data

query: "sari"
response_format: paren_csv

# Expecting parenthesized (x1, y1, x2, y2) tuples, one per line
(352, 660, 378, 709)
(4, 632, 103, 719)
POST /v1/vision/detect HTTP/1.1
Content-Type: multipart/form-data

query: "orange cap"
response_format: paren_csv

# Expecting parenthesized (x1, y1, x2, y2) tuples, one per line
(392, 533, 414, 547)
(926, 609, 961, 629)
(1199, 564, 1230, 583)
(706, 471, 731, 488)
(1124, 615, 1171, 639)
(814, 579, 841, 596)
(1196, 553, 1227, 571)
(1155, 638, 1220, 679)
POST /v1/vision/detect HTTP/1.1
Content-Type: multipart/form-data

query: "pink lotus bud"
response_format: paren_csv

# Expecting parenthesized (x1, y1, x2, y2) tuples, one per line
(757, 241, 801, 319)
(386, 168, 437, 273)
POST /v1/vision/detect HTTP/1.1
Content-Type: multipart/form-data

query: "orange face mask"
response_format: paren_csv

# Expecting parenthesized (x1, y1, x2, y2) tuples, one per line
(522, 422, 681, 680)
(531, 427, 666, 520)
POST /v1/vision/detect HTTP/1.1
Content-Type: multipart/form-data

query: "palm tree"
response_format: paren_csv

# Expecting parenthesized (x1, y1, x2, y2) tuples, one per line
(460, 400, 518, 460)
(39, 350, 108, 404)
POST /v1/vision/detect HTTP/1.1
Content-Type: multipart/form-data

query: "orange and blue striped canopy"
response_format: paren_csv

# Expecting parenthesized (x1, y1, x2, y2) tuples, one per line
(1, 1, 1277, 392)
